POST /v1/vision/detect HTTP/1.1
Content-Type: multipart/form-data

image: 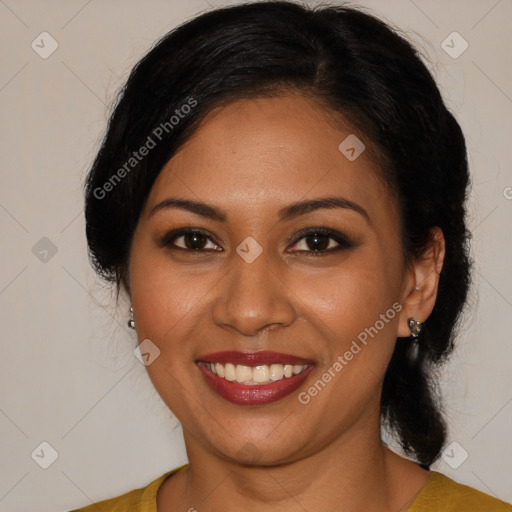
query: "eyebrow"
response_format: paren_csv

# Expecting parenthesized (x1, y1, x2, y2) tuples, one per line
(148, 196, 370, 223)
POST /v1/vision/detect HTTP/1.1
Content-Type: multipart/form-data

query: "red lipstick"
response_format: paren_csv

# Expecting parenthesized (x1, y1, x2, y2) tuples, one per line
(196, 350, 313, 367)
(196, 351, 315, 406)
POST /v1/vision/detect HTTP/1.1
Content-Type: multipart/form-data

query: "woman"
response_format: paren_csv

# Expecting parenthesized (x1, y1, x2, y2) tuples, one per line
(74, 1, 511, 510)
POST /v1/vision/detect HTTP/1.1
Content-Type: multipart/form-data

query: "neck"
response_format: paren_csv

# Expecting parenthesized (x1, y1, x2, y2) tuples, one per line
(160, 421, 428, 512)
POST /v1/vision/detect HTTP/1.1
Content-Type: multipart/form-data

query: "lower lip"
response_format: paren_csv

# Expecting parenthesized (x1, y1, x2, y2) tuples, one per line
(197, 363, 314, 406)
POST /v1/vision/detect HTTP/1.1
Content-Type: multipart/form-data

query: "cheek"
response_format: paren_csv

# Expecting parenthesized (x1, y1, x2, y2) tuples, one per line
(298, 256, 402, 412)
(128, 234, 193, 342)
(128, 244, 213, 414)
(130, 259, 213, 349)
(298, 247, 402, 339)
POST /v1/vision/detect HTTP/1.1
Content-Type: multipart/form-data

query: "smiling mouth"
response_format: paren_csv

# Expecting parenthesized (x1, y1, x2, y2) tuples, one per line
(196, 351, 315, 405)
(199, 361, 309, 385)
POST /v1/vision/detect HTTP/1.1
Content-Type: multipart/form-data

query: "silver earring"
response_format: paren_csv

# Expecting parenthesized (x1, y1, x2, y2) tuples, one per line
(128, 306, 135, 329)
(407, 318, 423, 338)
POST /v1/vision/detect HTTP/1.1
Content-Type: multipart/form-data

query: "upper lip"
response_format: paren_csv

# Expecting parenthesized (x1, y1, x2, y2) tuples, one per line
(196, 350, 314, 366)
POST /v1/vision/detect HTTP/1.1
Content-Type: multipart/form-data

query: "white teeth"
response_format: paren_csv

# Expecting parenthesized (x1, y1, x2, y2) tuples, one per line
(253, 365, 270, 383)
(236, 365, 252, 383)
(224, 363, 236, 381)
(292, 365, 304, 375)
(269, 364, 284, 381)
(205, 362, 308, 385)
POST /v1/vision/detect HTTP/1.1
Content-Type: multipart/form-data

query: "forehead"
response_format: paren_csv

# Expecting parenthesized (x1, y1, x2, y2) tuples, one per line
(146, 94, 396, 223)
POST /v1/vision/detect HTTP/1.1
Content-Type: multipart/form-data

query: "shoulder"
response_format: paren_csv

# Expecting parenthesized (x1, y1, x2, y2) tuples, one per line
(409, 471, 512, 511)
(68, 465, 187, 512)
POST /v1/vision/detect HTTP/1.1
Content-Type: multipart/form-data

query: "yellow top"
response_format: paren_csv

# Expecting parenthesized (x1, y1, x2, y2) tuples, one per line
(69, 465, 511, 511)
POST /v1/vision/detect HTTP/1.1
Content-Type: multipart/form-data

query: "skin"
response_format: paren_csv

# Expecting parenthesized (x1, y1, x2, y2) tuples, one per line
(127, 93, 445, 512)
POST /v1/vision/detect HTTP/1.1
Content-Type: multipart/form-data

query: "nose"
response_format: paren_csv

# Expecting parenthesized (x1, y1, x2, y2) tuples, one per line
(211, 249, 297, 337)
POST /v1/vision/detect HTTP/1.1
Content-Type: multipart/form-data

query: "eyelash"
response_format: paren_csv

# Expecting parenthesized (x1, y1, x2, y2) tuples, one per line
(159, 227, 355, 256)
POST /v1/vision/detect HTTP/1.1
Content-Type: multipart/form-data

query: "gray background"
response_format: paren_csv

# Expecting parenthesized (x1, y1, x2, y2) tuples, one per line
(0, 0, 511, 510)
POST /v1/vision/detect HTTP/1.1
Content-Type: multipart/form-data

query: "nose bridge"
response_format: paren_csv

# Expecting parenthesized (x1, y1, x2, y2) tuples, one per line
(211, 246, 296, 336)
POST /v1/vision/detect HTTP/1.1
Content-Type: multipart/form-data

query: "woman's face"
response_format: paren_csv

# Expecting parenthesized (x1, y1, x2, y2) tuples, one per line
(128, 93, 414, 464)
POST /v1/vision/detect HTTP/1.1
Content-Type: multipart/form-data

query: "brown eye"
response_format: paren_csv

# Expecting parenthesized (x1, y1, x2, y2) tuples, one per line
(180, 232, 209, 250)
(300, 233, 336, 251)
(160, 229, 221, 251)
(289, 227, 354, 254)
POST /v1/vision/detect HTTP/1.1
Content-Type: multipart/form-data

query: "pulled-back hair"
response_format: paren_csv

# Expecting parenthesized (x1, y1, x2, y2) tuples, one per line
(84, 1, 471, 466)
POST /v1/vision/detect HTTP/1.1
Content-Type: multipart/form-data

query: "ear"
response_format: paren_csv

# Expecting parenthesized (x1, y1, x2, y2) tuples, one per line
(397, 227, 446, 337)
